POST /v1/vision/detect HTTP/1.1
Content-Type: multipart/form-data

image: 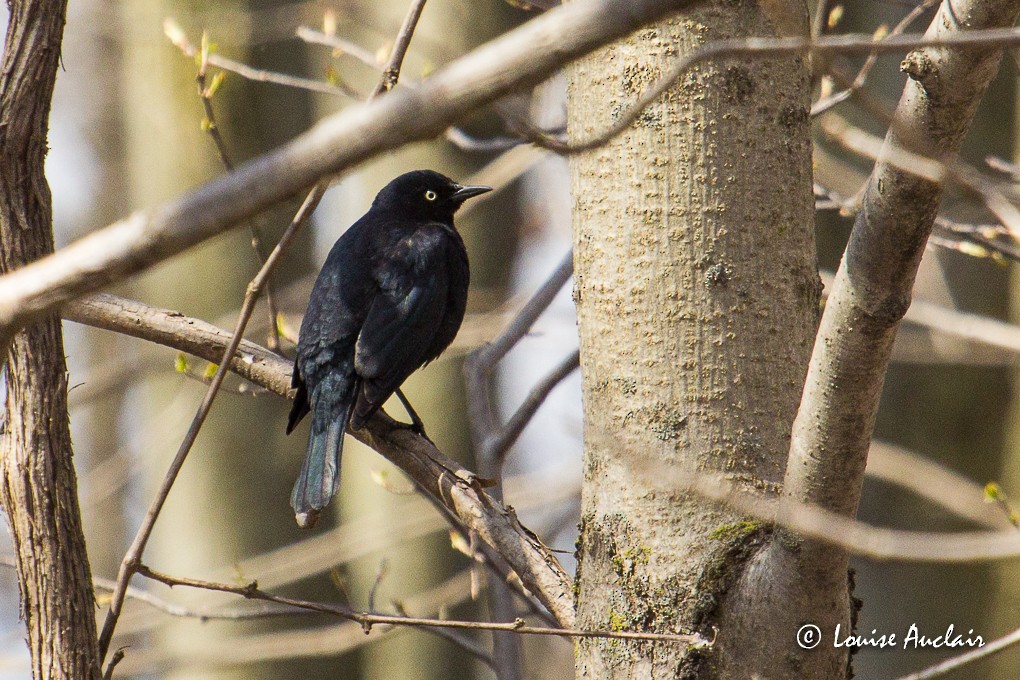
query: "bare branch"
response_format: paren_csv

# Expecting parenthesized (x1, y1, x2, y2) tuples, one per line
(0, 0, 699, 344)
(133, 563, 708, 646)
(115, 571, 476, 670)
(0, 1, 101, 676)
(787, 0, 1020, 521)
(64, 294, 291, 394)
(894, 624, 1020, 679)
(372, 0, 428, 97)
(819, 113, 1020, 243)
(296, 26, 383, 72)
(523, 26, 1020, 155)
(816, 181, 1020, 264)
(0, 555, 290, 622)
(463, 251, 574, 467)
(164, 21, 286, 352)
(617, 436, 1020, 563)
(811, 0, 939, 117)
(773, 0, 1020, 649)
(164, 18, 358, 98)
(488, 349, 579, 466)
(393, 601, 496, 671)
(470, 251, 573, 375)
(68, 272, 574, 633)
(866, 441, 1013, 530)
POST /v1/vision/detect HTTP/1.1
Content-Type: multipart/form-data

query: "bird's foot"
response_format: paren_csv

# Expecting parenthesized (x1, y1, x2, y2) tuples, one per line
(393, 388, 432, 442)
(398, 418, 432, 443)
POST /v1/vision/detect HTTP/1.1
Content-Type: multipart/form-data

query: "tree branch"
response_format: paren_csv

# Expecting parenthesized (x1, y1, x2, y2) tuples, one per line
(0, 0, 699, 346)
(785, 0, 1020, 524)
(373, 0, 428, 97)
(133, 563, 703, 645)
(489, 349, 579, 467)
(759, 0, 1020, 661)
(894, 623, 1020, 679)
(64, 293, 576, 627)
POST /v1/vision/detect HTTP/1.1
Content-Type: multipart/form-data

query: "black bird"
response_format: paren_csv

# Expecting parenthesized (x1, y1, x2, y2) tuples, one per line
(286, 170, 491, 528)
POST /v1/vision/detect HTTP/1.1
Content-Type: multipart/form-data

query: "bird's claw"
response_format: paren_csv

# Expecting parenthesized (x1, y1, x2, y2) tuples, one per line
(399, 418, 432, 443)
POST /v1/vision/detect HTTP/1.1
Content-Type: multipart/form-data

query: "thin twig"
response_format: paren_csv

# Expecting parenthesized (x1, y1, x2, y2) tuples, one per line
(811, 0, 939, 116)
(182, 29, 284, 353)
(296, 26, 383, 71)
(476, 252, 573, 369)
(134, 563, 710, 646)
(816, 181, 1020, 263)
(934, 217, 1020, 262)
(819, 112, 1020, 246)
(164, 19, 358, 98)
(393, 601, 497, 671)
(96, 185, 327, 665)
(620, 436, 1020, 563)
(522, 27, 1020, 155)
(99, 1, 433, 665)
(894, 624, 1020, 679)
(464, 250, 574, 467)
(101, 650, 125, 680)
(986, 155, 1020, 179)
(372, 0, 428, 97)
(489, 349, 579, 467)
(368, 559, 389, 613)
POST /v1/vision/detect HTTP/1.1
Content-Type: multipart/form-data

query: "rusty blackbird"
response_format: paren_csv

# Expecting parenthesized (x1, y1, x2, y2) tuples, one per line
(286, 170, 491, 528)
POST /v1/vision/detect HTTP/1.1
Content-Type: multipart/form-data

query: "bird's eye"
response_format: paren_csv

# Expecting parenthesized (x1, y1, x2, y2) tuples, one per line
(424, 190, 437, 201)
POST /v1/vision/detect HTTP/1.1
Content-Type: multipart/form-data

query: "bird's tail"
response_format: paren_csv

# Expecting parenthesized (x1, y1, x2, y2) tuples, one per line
(291, 385, 353, 529)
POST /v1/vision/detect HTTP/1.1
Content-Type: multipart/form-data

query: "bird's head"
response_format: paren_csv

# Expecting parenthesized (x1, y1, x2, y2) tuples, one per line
(373, 170, 492, 222)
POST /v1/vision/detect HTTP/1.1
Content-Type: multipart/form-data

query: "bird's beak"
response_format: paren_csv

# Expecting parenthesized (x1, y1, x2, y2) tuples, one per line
(451, 184, 493, 202)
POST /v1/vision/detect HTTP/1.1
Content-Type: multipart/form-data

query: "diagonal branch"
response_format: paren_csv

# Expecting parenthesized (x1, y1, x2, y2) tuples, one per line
(761, 0, 1020, 655)
(64, 293, 576, 627)
(96, 1, 434, 664)
(489, 349, 579, 467)
(786, 0, 1020, 525)
(373, 0, 428, 97)
(0, 0, 699, 347)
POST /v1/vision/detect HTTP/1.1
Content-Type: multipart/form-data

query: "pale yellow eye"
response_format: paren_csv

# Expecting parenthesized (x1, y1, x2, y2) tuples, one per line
(424, 190, 437, 201)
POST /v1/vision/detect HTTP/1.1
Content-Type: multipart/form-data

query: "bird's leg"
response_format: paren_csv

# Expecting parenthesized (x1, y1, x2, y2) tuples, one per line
(395, 388, 430, 440)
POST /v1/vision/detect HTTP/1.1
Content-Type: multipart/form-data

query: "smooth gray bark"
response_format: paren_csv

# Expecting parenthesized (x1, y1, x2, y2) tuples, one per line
(568, 1, 817, 676)
(732, 0, 1020, 677)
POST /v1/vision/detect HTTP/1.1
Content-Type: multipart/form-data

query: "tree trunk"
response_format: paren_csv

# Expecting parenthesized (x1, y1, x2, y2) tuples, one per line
(568, 2, 818, 677)
(0, 2, 102, 678)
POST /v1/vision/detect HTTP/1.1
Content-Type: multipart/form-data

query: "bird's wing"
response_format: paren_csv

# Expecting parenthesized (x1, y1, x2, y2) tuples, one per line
(353, 227, 451, 415)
